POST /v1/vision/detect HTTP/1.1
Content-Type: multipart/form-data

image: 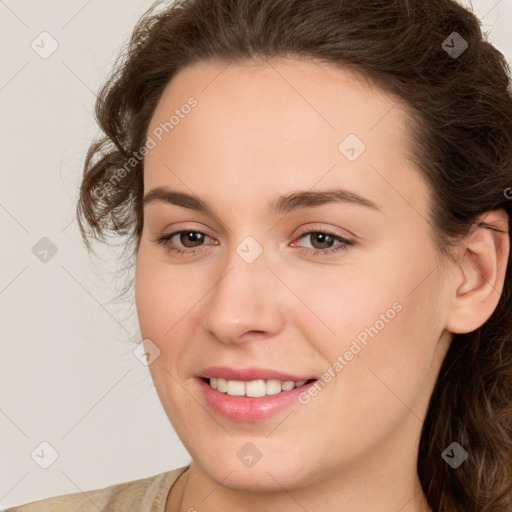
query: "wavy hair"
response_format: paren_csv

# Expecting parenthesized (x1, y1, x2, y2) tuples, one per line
(77, 1, 512, 510)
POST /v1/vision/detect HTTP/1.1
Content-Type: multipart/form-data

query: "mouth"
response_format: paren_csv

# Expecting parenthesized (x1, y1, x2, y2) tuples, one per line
(196, 375, 319, 422)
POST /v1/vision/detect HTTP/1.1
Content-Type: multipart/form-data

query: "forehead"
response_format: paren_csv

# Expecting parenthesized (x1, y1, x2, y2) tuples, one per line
(147, 57, 409, 148)
(144, 57, 429, 221)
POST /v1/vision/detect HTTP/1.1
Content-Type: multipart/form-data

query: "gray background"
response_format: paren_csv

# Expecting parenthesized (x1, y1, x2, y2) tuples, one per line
(1, 0, 511, 508)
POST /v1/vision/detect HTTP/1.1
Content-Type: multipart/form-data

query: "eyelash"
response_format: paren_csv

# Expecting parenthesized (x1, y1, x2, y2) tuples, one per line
(154, 228, 354, 257)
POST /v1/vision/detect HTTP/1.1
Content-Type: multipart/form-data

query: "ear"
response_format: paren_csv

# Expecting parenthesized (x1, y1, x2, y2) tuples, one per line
(445, 209, 510, 334)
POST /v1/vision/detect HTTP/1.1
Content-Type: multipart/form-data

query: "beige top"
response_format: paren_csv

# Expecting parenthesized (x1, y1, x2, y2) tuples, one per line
(5, 465, 190, 512)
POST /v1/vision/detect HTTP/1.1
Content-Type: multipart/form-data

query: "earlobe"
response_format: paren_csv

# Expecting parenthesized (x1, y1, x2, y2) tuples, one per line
(446, 210, 510, 334)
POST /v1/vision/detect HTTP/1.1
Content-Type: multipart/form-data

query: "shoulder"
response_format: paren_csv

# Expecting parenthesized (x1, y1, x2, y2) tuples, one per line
(5, 465, 190, 512)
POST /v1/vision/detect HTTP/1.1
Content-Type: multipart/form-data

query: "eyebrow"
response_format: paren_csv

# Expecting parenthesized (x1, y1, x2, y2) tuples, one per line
(142, 186, 381, 216)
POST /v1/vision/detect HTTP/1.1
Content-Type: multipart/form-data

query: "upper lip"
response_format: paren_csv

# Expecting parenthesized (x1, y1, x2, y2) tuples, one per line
(196, 366, 317, 382)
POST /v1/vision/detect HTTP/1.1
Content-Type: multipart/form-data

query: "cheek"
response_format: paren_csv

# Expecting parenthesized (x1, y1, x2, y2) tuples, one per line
(326, 254, 441, 431)
(134, 249, 208, 423)
(301, 239, 441, 404)
(135, 248, 208, 339)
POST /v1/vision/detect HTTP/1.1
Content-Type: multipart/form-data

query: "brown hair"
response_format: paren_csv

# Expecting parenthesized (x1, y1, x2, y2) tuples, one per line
(77, 0, 512, 510)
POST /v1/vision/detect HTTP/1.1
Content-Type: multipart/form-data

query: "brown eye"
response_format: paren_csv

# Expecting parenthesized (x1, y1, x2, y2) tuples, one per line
(307, 232, 336, 250)
(293, 229, 355, 256)
(179, 231, 206, 248)
(155, 229, 214, 255)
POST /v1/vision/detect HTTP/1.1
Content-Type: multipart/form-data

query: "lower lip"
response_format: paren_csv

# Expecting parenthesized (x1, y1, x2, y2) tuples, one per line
(196, 378, 317, 422)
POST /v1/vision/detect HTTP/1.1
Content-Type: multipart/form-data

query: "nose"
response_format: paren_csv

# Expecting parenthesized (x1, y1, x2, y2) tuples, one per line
(200, 246, 285, 345)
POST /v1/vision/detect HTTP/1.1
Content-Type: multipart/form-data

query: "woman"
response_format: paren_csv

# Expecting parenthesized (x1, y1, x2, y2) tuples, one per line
(8, 0, 512, 510)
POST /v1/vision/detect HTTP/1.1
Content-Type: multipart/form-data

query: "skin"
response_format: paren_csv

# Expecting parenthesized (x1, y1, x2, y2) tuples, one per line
(134, 58, 509, 512)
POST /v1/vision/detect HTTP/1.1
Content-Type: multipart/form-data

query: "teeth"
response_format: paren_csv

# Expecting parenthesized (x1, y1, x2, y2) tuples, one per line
(246, 379, 266, 397)
(208, 378, 308, 397)
(226, 380, 245, 396)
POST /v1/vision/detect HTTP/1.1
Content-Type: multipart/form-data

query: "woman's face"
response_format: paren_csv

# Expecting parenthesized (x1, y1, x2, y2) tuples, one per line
(135, 58, 453, 491)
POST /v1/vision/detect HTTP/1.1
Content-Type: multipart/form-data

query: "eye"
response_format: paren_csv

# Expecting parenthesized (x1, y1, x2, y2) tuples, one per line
(293, 230, 354, 256)
(154, 230, 215, 255)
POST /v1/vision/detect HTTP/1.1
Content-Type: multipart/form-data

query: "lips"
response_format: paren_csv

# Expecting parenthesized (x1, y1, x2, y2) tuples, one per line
(196, 366, 317, 382)
(196, 377, 318, 422)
